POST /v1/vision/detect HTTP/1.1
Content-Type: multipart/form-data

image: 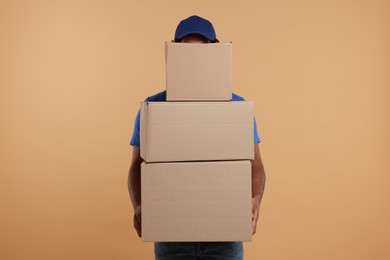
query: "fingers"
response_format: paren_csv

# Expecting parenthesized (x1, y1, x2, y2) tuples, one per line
(252, 208, 259, 235)
(133, 214, 142, 237)
(252, 217, 257, 235)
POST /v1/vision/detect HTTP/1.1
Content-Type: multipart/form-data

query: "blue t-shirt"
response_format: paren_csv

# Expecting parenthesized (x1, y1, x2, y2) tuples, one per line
(130, 90, 261, 146)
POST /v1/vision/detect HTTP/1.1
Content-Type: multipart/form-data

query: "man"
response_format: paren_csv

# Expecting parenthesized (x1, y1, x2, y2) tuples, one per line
(128, 15, 266, 260)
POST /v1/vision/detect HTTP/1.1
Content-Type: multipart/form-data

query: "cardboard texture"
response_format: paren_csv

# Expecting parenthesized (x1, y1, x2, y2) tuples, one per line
(141, 160, 252, 242)
(166, 42, 232, 101)
(140, 101, 254, 162)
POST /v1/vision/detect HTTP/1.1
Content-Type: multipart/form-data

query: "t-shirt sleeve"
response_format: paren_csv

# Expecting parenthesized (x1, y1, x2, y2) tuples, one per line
(130, 109, 141, 147)
(235, 94, 260, 143)
(254, 116, 261, 143)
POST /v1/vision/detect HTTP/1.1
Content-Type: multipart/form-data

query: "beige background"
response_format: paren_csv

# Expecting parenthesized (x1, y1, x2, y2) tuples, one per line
(1, 0, 389, 259)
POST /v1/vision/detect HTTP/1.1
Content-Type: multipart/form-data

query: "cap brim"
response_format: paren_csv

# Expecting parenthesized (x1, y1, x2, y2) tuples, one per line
(175, 30, 214, 41)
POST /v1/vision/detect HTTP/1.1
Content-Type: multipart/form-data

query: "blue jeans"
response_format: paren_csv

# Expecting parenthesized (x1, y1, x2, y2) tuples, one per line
(154, 242, 243, 260)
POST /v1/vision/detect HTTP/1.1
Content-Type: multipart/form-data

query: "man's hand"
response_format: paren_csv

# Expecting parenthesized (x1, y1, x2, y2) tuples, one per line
(133, 205, 142, 237)
(252, 195, 261, 235)
(251, 143, 266, 236)
(128, 146, 143, 238)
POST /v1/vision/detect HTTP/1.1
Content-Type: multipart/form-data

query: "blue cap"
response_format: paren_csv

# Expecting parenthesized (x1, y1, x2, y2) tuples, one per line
(174, 15, 217, 42)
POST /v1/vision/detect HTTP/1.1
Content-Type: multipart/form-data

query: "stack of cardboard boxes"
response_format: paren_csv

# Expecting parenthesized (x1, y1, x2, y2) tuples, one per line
(140, 42, 254, 242)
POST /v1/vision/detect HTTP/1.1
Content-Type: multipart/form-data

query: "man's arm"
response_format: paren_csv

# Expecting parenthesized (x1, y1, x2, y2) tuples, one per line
(128, 146, 143, 237)
(251, 143, 266, 235)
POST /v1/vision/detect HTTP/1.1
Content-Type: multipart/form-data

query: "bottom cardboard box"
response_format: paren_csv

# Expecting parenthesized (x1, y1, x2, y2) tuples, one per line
(141, 160, 252, 242)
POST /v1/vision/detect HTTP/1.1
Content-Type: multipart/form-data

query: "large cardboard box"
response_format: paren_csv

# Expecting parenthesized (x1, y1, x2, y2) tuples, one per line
(165, 42, 232, 101)
(140, 101, 254, 162)
(141, 160, 252, 242)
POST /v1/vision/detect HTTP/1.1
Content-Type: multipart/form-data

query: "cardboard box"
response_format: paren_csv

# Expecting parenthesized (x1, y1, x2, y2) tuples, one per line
(165, 42, 232, 101)
(141, 160, 252, 242)
(140, 101, 254, 162)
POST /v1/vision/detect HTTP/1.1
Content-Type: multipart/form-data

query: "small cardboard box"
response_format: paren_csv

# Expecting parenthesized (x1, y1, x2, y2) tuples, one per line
(141, 160, 252, 242)
(165, 42, 232, 101)
(140, 101, 254, 162)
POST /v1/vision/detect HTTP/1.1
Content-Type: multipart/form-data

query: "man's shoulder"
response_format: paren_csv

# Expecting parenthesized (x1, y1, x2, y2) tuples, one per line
(232, 93, 245, 101)
(144, 90, 167, 102)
